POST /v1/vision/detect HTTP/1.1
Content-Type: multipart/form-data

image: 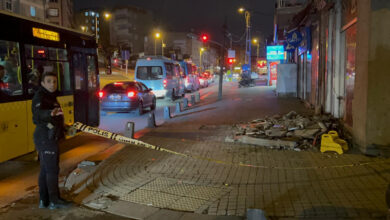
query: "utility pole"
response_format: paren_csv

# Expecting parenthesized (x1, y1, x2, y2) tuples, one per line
(218, 19, 228, 101)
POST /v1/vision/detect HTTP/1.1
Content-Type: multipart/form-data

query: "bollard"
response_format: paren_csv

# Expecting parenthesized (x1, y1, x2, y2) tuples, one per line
(147, 112, 156, 128)
(124, 121, 135, 139)
(164, 106, 171, 119)
(195, 92, 200, 102)
(175, 102, 182, 114)
(190, 95, 195, 106)
(183, 98, 188, 108)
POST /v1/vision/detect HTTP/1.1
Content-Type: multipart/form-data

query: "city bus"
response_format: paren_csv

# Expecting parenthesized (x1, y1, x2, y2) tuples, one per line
(0, 11, 100, 163)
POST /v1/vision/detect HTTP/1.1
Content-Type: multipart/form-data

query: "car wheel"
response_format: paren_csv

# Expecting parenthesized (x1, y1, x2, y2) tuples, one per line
(138, 102, 144, 116)
(151, 98, 156, 110)
(170, 89, 176, 101)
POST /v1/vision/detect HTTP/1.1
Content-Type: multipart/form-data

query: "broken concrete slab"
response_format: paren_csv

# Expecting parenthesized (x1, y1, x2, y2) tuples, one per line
(293, 129, 320, 139)
(236, 135, 297, 149)
(265, 128, 287, 137)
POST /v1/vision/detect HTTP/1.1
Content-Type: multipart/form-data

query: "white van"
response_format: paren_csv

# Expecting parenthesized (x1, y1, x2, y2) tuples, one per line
(135, 56, 184, 99)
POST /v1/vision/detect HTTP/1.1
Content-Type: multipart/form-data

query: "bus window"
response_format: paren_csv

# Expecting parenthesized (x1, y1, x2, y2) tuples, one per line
(173, 64, 181, 78)
(72, 53, 86, 91)
(136, 66, 148, 80)
(0, 40, 22, 97)
(87, 55, 97, 90)
(25, 45, 71, 94)
(151, 67, 162, 79)
(164, 63, 173, 78)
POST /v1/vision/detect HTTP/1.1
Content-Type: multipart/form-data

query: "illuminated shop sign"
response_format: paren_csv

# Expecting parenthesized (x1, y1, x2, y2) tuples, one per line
(266, 45, 285, 60)
(32, 28, 60, 41)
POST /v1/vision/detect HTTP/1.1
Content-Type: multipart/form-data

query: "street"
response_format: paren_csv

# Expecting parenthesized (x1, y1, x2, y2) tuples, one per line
(0, 82, 389, 219)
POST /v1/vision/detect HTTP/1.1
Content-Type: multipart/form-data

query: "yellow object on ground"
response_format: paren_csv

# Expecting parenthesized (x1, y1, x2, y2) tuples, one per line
(321, 130, 348, 154)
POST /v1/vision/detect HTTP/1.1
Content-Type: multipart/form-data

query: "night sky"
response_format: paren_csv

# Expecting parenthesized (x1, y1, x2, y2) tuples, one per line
(74, 0, 275, 43)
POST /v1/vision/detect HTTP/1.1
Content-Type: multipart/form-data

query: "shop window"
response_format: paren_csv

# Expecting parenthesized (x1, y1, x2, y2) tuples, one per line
(0, 40, 22, 97)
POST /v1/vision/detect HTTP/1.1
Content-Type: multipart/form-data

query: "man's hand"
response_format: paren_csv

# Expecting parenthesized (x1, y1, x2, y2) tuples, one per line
(51, 108, 63, 117)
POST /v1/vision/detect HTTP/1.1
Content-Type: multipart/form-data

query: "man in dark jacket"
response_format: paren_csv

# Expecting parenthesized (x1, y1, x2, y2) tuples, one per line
(32, 72, 69, 209)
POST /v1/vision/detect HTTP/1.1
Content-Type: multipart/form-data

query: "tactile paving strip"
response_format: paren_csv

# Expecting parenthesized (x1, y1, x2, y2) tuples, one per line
(119, 177, 231, 212)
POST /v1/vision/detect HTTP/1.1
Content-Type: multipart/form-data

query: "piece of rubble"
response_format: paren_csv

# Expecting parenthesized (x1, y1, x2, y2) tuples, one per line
(265, 128, 287, 137)
(293, 129, 320, 139)
(236, 135, 297, 148)
(318, 122, 327, 132)
(283, 111, 297, 120)
(225, 136, 236, 143)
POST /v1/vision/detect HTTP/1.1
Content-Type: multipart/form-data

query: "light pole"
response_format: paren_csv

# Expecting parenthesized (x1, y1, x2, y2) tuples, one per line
(238, 7, 251, 71)
(252, 38, 259, 60)
(154, 32, 161, 56)
(91, 12, 111, 54)
(162, 40, 166, 56)
(200, 47, 205, 73)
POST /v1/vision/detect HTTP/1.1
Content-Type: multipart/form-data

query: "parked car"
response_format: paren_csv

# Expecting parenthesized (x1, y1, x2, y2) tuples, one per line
(179, 61, 200, 92)
(99, 81, 156, 115)
(199, 73, 209, 88)
(135, 56, 184, 100)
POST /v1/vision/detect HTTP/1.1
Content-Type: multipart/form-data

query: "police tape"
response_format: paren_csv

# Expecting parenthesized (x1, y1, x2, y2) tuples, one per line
(72, 122, 390, 170)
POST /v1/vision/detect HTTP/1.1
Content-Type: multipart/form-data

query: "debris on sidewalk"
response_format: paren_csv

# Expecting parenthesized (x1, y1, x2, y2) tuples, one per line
(227, 111, 343, 151)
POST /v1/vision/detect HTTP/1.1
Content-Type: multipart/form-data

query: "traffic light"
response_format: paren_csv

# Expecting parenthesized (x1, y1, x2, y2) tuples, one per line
(227, 58, 234, 64)
(201, 34, 209, 42)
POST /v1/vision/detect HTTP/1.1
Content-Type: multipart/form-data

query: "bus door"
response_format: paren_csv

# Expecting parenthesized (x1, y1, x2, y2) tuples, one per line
(71, 51, 99, 127)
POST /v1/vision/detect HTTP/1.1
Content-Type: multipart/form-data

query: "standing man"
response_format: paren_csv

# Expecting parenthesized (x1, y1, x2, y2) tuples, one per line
(32, 72, 70, 209)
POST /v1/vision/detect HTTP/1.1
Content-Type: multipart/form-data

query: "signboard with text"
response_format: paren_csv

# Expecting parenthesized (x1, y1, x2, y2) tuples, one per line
(266, 45, 284, 61)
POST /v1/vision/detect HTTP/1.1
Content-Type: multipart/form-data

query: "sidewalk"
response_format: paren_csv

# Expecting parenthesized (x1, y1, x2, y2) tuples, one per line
(1, 83, 389, 219)
(68, 84, 390, 219)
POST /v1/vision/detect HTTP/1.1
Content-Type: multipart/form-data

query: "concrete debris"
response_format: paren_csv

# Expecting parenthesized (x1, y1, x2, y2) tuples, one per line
(228, 111, 341, 151)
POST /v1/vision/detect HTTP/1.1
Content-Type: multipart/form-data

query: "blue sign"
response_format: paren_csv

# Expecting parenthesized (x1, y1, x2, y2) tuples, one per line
(284, 42, 297, 52)
(266, 46, 285, 60)
(121, 50, 130, 60)
(286, 30, 303, 46)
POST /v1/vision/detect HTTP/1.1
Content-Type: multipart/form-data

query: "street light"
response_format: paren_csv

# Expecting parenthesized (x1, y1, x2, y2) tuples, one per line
(252, 38, 260, 60)
(80, 26, 86, 32)
(154, 32, 161, 56)
(93, 11, 111, 45)
(238, 7, 251, 71)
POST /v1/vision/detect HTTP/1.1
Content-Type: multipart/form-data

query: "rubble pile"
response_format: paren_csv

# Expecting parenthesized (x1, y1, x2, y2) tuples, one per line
(226, 111, 340, 151)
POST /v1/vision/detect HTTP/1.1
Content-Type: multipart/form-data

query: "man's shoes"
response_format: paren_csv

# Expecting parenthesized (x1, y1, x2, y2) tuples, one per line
(38, 200, 49, 209)
(48, 199, 71, 210)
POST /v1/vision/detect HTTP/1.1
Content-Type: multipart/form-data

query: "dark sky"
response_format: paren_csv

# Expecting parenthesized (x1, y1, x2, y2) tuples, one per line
(74, 0, 274, 43)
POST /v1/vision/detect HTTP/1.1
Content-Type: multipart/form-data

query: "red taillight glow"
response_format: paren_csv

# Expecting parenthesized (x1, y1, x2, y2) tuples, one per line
(98, 91, 104, 98)
(163, 79, 167, 88)
(37, 49, 45, 54)
(127, 91, 136, 98)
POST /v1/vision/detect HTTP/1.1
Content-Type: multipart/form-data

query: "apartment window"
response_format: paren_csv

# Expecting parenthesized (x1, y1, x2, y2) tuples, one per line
(30, 6, 36, 17)
(5, 0, 12, 11)
(85, 12, 88, 16)
(47, 8, 59, 17)
(91, 26, 95, 31)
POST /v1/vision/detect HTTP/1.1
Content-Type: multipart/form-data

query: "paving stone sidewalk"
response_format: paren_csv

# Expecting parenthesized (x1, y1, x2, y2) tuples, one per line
(70, 85, 390, 219)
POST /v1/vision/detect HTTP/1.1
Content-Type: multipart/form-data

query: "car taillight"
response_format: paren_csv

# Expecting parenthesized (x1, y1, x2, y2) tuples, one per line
(127, 91, 136, 98)
(98, 91, 104, 98)
(163, 79, 167, 88)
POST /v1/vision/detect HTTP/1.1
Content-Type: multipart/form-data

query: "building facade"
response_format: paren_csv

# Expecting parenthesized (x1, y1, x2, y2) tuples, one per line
(275, 0, 390, 153)
(109, 6, 153, 56)
(45, 0, 73, 27)
(0, 0, 73, 27)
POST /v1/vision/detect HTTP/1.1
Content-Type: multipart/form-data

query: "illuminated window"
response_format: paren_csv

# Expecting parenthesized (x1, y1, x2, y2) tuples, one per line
(30, 6, 36, 17)
(85, 12, 88, 16)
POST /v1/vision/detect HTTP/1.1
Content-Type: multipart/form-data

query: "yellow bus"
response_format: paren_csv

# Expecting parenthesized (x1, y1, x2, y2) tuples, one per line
(0, 11, 100, 163)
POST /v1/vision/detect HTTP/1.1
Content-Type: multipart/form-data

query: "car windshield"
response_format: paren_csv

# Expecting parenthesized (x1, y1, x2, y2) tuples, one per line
(103, 82, 137, 93)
